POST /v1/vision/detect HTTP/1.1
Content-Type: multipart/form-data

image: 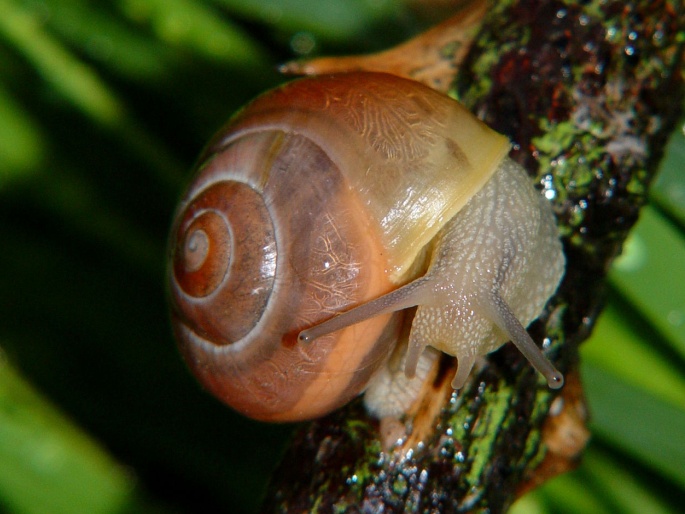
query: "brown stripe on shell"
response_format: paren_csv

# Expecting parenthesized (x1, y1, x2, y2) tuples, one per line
(444, 137, 472, 175)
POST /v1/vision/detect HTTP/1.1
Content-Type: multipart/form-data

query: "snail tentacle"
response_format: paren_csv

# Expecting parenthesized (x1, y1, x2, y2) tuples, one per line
(298, 277, 432, 344)
(483, 291, 564, 389)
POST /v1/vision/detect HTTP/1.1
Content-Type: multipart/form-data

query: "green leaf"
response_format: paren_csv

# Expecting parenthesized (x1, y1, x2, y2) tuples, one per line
(210, 0, 400, 43)
(0, 358, 136, 514)
(581, 300, 685, 411)
(0, 83, 44, 181)
(582, 362, 685, 490)
(609, 206, 685, 360)
(118, 0, 267, 64)
(651, 124, 685, 226)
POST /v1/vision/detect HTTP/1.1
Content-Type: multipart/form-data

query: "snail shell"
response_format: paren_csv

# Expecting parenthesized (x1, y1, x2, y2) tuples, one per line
(168, 72, 565, 422)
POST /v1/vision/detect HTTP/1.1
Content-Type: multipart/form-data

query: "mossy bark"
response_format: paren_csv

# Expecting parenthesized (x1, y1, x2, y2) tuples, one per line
(262, 1, 684, 512)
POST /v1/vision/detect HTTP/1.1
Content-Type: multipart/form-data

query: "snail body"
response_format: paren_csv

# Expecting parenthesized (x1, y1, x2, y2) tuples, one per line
(168, 72, 565, 422)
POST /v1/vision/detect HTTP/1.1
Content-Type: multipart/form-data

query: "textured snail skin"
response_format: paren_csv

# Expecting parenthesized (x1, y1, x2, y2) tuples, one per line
(168, 72, 565, 422)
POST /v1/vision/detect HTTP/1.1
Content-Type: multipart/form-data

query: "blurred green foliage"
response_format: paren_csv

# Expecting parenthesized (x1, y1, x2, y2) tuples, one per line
(0, 1, 683, 513)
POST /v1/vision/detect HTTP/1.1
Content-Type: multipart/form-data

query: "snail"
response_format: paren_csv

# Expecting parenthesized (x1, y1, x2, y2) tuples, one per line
(168, 72, 565, 422)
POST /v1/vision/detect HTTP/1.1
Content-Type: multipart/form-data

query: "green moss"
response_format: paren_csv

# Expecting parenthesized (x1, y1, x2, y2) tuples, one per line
(522, 390, 555, 470)
(392, 473, 408, 496)
(561, 0, 605, 24)
(465, 386, 513, 489)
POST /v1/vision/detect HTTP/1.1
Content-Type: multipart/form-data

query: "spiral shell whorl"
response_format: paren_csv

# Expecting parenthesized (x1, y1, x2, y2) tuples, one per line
(169, 130, 400, 421)
(171, 180, 276, 345)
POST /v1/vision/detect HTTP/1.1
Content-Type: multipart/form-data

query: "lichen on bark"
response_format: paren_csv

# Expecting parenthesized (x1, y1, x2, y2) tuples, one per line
(262, 1, 684, 512)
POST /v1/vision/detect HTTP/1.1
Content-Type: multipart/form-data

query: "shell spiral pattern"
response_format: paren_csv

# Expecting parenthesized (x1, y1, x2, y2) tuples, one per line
(169, 130, 402, 421)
